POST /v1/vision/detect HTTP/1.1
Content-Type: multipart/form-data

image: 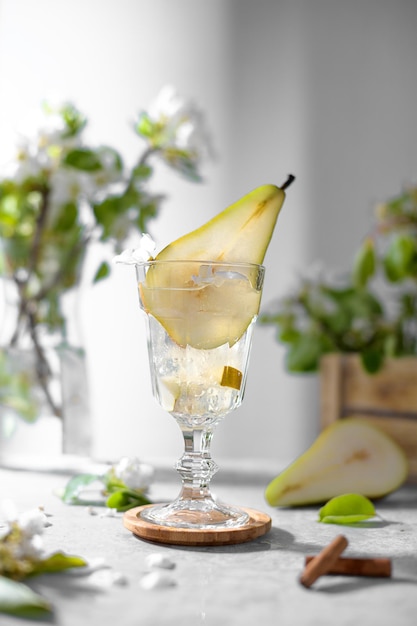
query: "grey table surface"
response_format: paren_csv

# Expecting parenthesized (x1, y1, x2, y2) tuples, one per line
(1, 465, 416, 626)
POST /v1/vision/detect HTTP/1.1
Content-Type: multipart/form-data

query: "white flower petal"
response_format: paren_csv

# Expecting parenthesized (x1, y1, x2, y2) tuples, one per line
(20, 534, 45, 559)
(113, 457, 154, 491)
(140, 571, 176, 590)
(145, 553, 176, 570)
(99, 508, 119, 518)
(18, 508, 49, 537)
(113, 234, 157, 265)
(87, 569, 128, 588)
(148, 85, 185, 120)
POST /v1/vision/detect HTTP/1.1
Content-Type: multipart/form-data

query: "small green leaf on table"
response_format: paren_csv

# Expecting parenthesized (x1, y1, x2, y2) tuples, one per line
(0, 576, 51, 617)
(106, 488, 151, 512)
(61, 473, 103, 505)
(318, 494, 377, 525)
(30, 552, 88, 577)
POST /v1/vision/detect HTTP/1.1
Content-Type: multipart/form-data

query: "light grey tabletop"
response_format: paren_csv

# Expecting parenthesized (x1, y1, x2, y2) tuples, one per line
(1, 466, 416, 626)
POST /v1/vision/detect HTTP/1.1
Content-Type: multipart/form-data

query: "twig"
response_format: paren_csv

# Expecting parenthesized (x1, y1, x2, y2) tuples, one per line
(27, 311, 62, 418)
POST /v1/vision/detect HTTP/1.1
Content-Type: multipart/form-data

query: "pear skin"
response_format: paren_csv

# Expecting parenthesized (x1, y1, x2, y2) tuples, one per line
(141, 177, 294, 348)
(265, 418, 408, 507)
(155, 180, 292, 265)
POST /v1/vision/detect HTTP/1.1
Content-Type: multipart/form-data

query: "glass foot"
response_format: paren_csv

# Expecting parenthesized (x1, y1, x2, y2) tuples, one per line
(139, 498, 250, 529)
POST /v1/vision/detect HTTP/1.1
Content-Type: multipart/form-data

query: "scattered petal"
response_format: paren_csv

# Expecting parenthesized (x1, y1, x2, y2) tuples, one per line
(140, 571, 176, 590)
(85, 569, 128, 589)
(99, 508, 119, 518)
(145, 553, 176, 570)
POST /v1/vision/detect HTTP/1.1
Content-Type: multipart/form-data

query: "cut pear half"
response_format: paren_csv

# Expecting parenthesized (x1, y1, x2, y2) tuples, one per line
(265, 418, 408, 507)
(138, 179, 293, 349)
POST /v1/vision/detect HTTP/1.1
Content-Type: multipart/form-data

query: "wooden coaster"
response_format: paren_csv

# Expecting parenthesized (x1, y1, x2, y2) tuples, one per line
(123, 504, 271, 546)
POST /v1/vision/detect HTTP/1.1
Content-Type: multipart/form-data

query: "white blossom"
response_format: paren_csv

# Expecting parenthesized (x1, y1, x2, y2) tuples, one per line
(114, 233, 157, 265)
(49, 168, 82, 208)
(17, 99, 74, 149)
(147, 85, 212, 159)
(6, 144, 44, 183)
(113, 456, 154, 491)
(0, 501, 48, 561)
(18, 508, 49, 538)
(16, 534, 45, 560)
(148, 85, 189, 121)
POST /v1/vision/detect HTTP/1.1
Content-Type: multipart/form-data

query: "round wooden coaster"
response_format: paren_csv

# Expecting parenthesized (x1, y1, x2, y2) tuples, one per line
(123, 504, 271, 546)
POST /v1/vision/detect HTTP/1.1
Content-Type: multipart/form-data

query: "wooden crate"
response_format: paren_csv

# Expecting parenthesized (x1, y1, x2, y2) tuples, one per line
(320, 353, 417, 484)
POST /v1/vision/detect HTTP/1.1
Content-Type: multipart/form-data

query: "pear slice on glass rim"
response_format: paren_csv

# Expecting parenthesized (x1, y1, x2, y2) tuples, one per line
(140, 178, 294, 349)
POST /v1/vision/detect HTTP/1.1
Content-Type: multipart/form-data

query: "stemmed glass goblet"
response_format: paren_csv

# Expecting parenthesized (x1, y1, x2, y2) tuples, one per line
(134, 259, 265, 530)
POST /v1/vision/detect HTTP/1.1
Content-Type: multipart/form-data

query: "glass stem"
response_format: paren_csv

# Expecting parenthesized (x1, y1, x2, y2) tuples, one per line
(175, 426, 219, 501)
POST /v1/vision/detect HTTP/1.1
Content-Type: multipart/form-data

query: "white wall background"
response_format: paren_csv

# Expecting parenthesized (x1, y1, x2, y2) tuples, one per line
(1, 0, 417, 471)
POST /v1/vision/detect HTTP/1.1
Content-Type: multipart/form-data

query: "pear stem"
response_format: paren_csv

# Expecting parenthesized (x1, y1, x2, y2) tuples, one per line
(281, 174, 295, 190)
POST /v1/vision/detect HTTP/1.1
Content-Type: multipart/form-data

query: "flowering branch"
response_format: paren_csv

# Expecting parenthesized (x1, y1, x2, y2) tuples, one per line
(0, 501, 87, 617)
(0, 86, 212, 422)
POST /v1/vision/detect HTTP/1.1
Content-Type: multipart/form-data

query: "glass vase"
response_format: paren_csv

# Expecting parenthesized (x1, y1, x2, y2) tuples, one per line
(0, 280, 91, 467)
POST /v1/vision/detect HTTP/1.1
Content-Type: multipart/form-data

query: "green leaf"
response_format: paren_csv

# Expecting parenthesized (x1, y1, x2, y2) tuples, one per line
(131, 163, 153, 181)
(318, 493, 376, 525)
(352, 238, 376, 288)
(61, 473, 102, 505)
(135, 112, 158, 138)
(53, 202, 78, 231)
(93, 196, 122, 238)
(54, 101, 87, 138)
(161, 147, 202, 182)
(97, 146, 124, 172)
(93, 261, 110, 283)
(285, 333, 330, 372)
(383, 234, 416, 282)
(106, 488, 151, 512)
(360, 348, 384, 373)
(30, 552, 87, 576)
(63, 148, 103, 172)
(0, 576, 51, 617)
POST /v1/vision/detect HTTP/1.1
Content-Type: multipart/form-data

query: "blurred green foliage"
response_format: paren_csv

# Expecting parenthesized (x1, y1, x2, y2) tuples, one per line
(0, 89, 210, 421)
(261, 186, 417, 373)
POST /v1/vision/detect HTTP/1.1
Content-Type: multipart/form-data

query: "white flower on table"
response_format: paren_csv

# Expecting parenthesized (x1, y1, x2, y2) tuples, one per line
(112, 456, 154, 491)
(17, 507, 50, 537)
(1, 499, 49, 533)
(0, 500, 49, 562)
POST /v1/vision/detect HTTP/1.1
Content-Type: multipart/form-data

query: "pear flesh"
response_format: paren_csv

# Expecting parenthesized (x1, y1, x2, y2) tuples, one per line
(265, 418, 408, 507)
(141, 182, 290, 349)
(155, 183, 286, 265)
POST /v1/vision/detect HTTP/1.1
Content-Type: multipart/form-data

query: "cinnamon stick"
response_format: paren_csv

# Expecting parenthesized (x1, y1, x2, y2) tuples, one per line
(305, 555, 391, 578)
(299, 535, 348, 588)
